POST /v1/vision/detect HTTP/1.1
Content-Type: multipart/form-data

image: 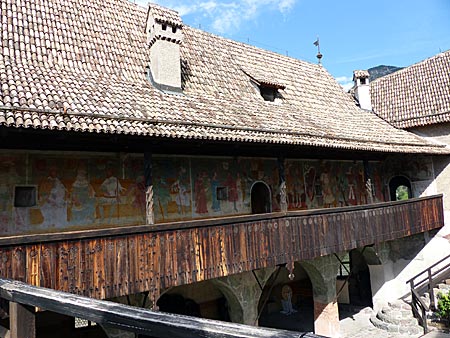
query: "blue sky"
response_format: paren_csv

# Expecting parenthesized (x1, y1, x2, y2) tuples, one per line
(137, 0, 450, 89)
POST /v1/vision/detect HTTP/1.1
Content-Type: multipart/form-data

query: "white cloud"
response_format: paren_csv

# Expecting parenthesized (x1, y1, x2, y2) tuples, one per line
(137, 0, 298, 34)
(336, 76, 354, 91)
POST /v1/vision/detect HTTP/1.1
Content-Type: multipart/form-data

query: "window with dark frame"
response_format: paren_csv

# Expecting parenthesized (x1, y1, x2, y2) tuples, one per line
(14, 186, 37, 207)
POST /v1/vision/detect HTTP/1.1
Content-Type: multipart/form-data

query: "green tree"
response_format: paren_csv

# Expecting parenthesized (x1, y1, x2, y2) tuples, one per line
(396, 185, 409, 200)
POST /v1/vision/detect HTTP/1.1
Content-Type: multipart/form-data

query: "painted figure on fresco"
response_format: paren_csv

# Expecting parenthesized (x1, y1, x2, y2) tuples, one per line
(225, 173, 238, 212)
(346, 166, 358, 205)
(70, 167, 96, 224)
(128, 175, 146, 221)
(303, 165, 316, 207)
(98, 168, 126, 221)
(320, 163, 336, 208)
(171, 179, 190, 215)
(154, 175, 170, 221)
(211, 172, 221, 212)
(194, 172, 208, 214)
(39, 166, 68, 228)
(280, 285, 297, 315)
(0, 160, 21, 231)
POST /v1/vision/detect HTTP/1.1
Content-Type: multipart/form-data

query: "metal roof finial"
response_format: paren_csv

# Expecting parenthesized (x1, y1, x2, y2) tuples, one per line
(313, 36, 322, 64)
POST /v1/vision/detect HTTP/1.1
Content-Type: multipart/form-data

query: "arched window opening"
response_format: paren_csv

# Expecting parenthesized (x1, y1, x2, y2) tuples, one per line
(251, 182, 272, 214)
(389, 176, 412, 201)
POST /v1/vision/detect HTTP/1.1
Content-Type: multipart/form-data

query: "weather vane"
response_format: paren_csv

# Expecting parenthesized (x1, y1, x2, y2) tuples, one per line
(313, 36, 322, 64)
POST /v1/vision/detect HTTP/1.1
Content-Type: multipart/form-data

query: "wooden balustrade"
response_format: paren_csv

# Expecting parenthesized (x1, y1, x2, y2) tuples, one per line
(0, 195, 443, 301)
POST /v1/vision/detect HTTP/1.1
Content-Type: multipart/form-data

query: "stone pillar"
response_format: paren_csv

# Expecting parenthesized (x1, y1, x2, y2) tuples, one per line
(278, 157, 288, 212)
(144, 152, 154, 225)
(212, 267, 276, 325)
(10, 302, 35, 338)
(301, 254, 342, 337)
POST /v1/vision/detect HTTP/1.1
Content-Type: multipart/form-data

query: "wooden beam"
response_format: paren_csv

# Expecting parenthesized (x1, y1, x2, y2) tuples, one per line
(10, 301, 35, 338)
(144, 152, 154, 225)
(0, 279, 324, 338)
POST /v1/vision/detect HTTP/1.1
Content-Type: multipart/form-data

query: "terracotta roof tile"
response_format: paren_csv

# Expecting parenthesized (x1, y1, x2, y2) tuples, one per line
(371, 50, 450, 129)
(0, 0, 447, 154)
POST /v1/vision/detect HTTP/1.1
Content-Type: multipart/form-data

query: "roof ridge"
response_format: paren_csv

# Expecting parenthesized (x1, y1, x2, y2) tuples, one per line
(372, 49, 450, 84)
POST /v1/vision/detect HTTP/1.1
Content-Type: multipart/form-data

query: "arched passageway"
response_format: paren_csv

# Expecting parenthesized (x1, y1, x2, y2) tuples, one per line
(258, 263, 314, 332)
(251, 181, 272, 214)
(347, 249, 373, 307)
(157, 280, 232, 322)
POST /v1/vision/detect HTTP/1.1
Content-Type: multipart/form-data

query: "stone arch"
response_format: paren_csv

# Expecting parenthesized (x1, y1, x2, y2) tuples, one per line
(156, 280, 234, 322)
(257, 263, 314, 332)
(250, 181, 272, 214)
(388, 175, 412, 201)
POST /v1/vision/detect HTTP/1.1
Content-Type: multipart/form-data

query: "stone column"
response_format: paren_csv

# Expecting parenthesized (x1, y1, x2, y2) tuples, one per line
(144, 152, 154, 225)
(301, 254, 342, 337)
(212, 267, 276, 326)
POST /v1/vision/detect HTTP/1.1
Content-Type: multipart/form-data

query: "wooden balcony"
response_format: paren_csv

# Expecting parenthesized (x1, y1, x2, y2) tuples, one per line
(0, 195, 443, 301)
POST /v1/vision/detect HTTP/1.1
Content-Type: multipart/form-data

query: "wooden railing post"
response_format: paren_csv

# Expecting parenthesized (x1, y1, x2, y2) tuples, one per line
(144, 152, 154, 225)
(10, 302, 35, 338)
(277, 157, 287, 212)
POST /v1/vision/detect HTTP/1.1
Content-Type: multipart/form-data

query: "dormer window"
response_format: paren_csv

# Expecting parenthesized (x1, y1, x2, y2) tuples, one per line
(259, 85, 278, 102)
(240, 67, 285, 103)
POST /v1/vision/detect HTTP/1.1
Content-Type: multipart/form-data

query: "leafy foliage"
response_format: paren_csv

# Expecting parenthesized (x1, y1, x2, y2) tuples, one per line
(437, 291, 450, 324)
(396, 185, 409, 201)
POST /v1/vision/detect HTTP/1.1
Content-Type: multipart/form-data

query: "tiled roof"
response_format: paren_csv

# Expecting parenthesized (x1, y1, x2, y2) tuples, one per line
(0, 0, 447, 154)
(371, 50, 450, 129)
(353, 70, 370, 79)
(147, 3, 183, 27)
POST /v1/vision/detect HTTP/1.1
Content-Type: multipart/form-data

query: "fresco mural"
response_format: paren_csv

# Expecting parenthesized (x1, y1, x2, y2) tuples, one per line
(153, 156, 279, 222)
(0, 151, 388, 237)
(285, 160, 384, 210)
(0, 152, 146, 236)
(383, 155, 435, 198)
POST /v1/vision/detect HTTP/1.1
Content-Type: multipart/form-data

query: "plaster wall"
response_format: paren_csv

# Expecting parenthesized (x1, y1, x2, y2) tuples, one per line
(0, 150, 388, 237)
(371, 227, 450, 311)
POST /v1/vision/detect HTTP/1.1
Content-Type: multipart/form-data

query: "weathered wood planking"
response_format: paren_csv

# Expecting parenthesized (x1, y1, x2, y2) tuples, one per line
(0, 195, 444, 301)
(0, 278, 327, 338)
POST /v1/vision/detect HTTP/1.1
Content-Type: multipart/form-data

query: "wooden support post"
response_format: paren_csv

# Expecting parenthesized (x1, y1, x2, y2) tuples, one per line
(144, 152, 154, 225)
(10, 302, 35, 338)
(364, 160, 374, 204)
(278, 157, 288, 212)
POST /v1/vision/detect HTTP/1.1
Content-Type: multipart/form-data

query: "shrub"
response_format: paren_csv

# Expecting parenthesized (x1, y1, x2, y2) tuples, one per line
(437, 291, 450, 325)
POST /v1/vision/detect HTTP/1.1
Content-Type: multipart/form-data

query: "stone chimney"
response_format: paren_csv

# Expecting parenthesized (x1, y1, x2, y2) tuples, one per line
(353, 70, 372, 110)
(146, 4, 183, 93)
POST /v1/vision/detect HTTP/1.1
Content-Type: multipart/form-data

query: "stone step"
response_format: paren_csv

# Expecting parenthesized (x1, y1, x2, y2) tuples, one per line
(370, 313, 423, 337)
(369, 300, 424, 337)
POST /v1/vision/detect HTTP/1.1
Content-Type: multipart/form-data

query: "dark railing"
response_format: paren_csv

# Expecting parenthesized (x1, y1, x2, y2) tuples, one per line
(0, 278, 325, 338)
(0, 195, 444, 301)
(407, 253, 450, 333)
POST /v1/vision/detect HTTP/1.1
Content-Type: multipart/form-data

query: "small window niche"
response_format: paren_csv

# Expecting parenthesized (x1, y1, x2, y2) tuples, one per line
(14, 186, 37, 207)
(216, 187, 228, 201)
(259, 86, 278, 102)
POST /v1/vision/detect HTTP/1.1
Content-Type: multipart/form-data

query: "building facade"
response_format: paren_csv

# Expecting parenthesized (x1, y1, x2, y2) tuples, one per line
(0, 1, 448, 337)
